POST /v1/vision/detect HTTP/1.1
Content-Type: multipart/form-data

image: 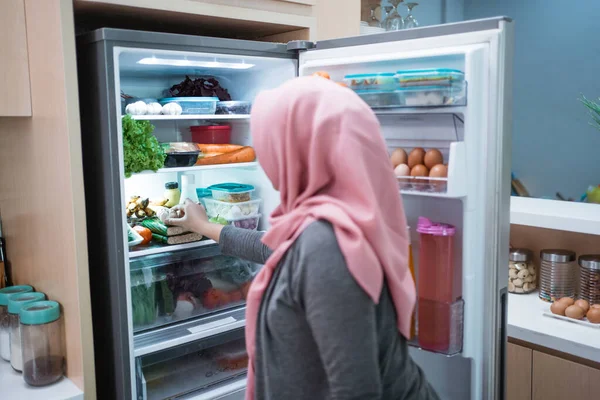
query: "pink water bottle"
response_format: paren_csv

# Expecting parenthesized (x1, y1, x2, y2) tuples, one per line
(416, 217, 462, 354)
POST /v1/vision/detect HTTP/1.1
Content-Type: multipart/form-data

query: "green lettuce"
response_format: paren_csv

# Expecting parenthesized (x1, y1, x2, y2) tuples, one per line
(122, 115, 166, 177)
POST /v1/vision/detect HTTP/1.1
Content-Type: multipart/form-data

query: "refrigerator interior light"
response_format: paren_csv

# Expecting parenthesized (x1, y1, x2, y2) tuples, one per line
(137, 57, 255, 69)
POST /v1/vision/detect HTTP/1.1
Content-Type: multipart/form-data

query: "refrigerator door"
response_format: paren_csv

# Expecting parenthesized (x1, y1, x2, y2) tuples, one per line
(76, 29, 296, 400)
(298, 17, 513, 400)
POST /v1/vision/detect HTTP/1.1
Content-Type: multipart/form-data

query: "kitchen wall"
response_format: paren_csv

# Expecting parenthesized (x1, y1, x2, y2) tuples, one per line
(463, 0, 600, 199)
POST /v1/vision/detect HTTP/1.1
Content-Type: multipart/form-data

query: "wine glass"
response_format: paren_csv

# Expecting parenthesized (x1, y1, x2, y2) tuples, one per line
(368, 5, 381, 27)
(404, 2, 419, 29)
(386, 0, 405, 31)
(379, 6, 393, 29)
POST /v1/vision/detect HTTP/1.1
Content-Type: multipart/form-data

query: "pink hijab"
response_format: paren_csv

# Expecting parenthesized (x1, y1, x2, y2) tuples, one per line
(245, 76, 416, 399)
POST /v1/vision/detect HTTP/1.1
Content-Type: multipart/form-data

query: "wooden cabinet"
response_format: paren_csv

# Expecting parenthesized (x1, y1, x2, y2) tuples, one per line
(0, 0, 32, 116)
(532, 351, 600, 400)
(507, 343, 533, 400)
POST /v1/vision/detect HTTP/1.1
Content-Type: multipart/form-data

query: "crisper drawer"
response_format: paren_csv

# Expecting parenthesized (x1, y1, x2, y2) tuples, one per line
(136, 328, 248, 400)
(130, 245, 259, 332)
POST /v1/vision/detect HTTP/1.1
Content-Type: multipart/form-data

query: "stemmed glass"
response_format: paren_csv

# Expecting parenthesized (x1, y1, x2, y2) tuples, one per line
(386, 0, 405, 31)
(379, 6, 393, 29)
(404, 2, 419, 29)
(368, 5, 381, 27)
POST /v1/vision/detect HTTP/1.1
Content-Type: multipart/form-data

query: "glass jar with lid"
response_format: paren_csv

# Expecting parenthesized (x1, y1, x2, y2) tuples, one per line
(0, 285, 33, 361)
(8, 292, 46, 371)
(578, 254, 600, 305)
(539, 249, 576, 302)
(20, 300, 64, 386)
(508, 248, 536, 294)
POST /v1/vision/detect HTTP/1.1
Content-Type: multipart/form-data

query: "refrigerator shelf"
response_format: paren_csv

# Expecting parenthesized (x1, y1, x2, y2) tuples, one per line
(131, 161, 259, 175)
(134, 308, 246, 357)
(374, 106, 466, 117)
(129, 239, 217, 259)
(128, 114, 250, 121)
(407, 339, 462, 358)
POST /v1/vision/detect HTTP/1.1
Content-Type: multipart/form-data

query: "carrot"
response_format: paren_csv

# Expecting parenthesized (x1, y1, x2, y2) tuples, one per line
(195, 144, 243, 153)
(195, 146, 256, 165)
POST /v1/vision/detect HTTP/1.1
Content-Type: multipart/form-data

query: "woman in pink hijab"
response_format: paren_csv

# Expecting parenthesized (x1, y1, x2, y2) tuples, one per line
(167, 77, 439, 400)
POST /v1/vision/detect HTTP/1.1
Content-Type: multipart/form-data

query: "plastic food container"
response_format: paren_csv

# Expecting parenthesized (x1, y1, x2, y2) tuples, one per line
(402, 82, 467, 107)
(216, 101, 251, 115)
(203, 198, 261, 220)
(8, 292, 46, 371)
(356, 90, 405, 108)
(508, 248, 536, 294)
(190, 125, 231, 144)
(539, 249, 576, 302)
(418, 298, 463, 355)
(208, 183, 255, 203)
(344, 73, 396, 91)
(578, 254, 600, 305)
(395, 68, 465, 87)
(158, 97, 218, 115)
(0, 285, 33, 361)
(226, 214, 261, 230)
(162, 142, 200, 168)
(20, 301, 65, 386)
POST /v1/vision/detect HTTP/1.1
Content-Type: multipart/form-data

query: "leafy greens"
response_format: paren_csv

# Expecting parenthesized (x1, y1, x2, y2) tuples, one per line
(122, 115, 166, 177)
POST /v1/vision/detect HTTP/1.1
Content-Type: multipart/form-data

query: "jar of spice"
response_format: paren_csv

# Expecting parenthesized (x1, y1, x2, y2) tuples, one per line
(578, 254, 600, 305)
(8, 292, 46, 371)
(20, 301, 64, 386)
(539, 249, 576, 302)
(0, 285, 33, 361)
(508, 248, 536, 294)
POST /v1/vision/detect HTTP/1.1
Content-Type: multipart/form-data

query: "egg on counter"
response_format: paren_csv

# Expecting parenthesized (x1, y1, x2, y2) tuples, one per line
(394, 163, 411, 177)
(408, 148, 426, 168)
(424, 149, 444, 169)
(574, 299, 590, 313)
(564, 305, 585, 320)
(586, 307, 600, 323)
(550, 300, 569, 316)
(390, 148, 408, 167)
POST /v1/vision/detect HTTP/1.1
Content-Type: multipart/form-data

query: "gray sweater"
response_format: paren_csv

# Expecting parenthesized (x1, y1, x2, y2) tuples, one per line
(220, 221, 439, 400)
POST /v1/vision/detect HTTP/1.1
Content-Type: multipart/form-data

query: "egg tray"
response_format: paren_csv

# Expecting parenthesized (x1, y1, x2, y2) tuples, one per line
(397, 176, 448, 193)
(542, 311, 600, 329)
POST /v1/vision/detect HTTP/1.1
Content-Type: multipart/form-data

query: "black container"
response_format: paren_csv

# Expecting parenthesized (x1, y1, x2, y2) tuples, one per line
(163, 151, 200, 168)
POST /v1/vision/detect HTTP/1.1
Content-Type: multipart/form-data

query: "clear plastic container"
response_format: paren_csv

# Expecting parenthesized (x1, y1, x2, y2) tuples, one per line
(0, 285, 33, 361)
(203, 198, 261, 220)
(539, 249, 576, 302)
(398, 176, 448, 193)
(8, 292, 46, 371)
(20, 301, 65, 386)
(356, 90, 404, 108)
(216, 101, 251, 115)
(343, 73, 396, 91)
(208, 183, 255, 203)
(402, 82, 466, 107)
(162, 142, 200, 168)
(418, 298, 463, 355)
(508, 248, 536, 294)
(395, 68, 465, 87)
(227, 214, 261, 230)
(417, 217, 460, 303)
(578, 254, 600, 305)
(158, 97, 218, 115)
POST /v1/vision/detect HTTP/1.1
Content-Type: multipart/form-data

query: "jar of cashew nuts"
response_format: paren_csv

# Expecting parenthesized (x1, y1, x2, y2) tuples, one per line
(509, 248, 536, 294)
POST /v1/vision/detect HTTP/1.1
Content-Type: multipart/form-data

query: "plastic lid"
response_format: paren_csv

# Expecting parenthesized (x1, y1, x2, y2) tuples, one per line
(165, 182, 179, 190)
(159, 97, 218, 102)
(344, 73, 395, 78)
(20, 300, 60, 325)
(540, 249, 576, 262)
(8, 292, 46, 314)
(0, 285, 33, 306)
(190, 124, 230, 131)
(181, 174, 195, 185)
(208, 183, 255, 193)
(196, 188, 213, 198)
(395, 68, 464, 75)
(509, 248, 533, 262)
(416, 217, 456, 236)
(579, 254, 600, 271)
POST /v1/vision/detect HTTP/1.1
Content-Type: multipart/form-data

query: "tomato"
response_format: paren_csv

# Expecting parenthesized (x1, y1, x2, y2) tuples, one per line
(133, 225, 152, 245)
(312, 71, 331, 80)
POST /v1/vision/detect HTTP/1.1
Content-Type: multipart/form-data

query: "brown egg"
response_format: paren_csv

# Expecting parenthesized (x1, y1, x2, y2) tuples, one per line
(574, 299, 590, 313)
(410, 164, 429, 177)
(565, 305, 585, 319)
(591, 304, 600, 309)
(550, 301, 569, 316)
(394, 163, 410, 177)
(586, 307, 600, 323)
(407, 148, 426, 168)
(558, 297, 575, 306)
(429, 164, 448, 178)
(390, 148, 408, 168)
(424, 149, 444, 169)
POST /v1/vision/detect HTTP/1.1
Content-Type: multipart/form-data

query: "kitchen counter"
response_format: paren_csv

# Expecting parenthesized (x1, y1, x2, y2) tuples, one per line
(0, 361, 83, 400)
(507, 292, 600, 363)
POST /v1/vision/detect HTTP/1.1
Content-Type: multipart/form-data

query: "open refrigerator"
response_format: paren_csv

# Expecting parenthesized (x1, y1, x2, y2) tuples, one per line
(76, 17, 512, 400)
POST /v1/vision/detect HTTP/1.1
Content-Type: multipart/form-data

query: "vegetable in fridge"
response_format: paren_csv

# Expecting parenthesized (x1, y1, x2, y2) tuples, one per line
(122, 115, 166, 177)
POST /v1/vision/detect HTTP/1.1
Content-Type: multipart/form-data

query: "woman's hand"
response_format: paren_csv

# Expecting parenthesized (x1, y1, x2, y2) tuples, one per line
(164, 199, 224, 242)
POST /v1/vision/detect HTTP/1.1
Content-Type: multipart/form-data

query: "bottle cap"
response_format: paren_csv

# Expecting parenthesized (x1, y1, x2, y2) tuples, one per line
(20, 300, 60, 325)
(0, 285, 33, 306)
(165, 182, 179, 190)
(8, 292, 46, 314)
